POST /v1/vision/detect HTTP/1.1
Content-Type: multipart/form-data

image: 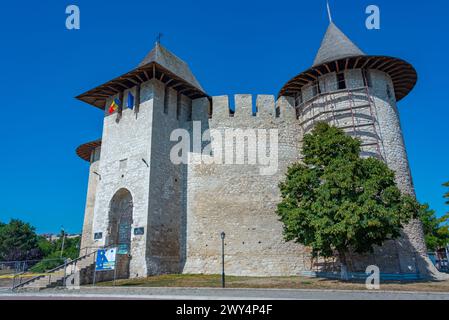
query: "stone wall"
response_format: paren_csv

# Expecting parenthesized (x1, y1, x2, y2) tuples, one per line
(91, 82, 155, 278)
(80, 158, 100, 252)
(81, 68, 434, 279)
(145, 80, 190, 274)
(183, 94, 313, 276)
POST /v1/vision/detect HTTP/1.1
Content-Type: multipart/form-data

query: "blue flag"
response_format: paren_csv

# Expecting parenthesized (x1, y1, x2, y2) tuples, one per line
(127, 92, 134, 109)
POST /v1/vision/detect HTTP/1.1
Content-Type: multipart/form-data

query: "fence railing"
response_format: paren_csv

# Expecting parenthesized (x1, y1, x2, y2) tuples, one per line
(10, 243, 123, 290)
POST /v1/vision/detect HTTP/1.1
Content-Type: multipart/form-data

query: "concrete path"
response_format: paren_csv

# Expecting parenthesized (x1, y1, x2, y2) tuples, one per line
(1, 286, 449, 300)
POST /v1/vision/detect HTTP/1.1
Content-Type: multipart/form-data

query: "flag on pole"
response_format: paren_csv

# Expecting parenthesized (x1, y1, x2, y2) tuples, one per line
(108, 98, 121, 114)
(127, 92, 134, 109)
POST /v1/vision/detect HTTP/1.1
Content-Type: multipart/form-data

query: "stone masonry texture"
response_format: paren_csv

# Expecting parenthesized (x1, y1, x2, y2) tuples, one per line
(80, 68, 437, 279)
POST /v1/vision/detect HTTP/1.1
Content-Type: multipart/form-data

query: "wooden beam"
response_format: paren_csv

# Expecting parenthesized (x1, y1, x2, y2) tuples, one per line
(376, 59, 395, 71)
(382, 62, 400, 73)
(360, 58, 373, 69)
(312, 68, 323, 76)
(178, 88, 192, 94)
(368, 58, 385, 69)
(127, 77, 139, 85)
(114, 82, 130, 90)
(105, 85, 120, 93)
(292, 77, 309, 84)
(303, 72, 317, 80)
(99, 89, 117, 95)
(171, 83, 183, 89)
(353, 57, 362, 69)
(384, 65, 410, 75)
(297, 74, 314, 82)
(287, 84, 303, 90)
(92, 93, 111, 98)
(135, 74, 145, 83)
(382, 63, 403, 74)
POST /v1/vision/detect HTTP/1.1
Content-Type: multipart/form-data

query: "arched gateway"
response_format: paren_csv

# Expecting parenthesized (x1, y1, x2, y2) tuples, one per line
(107, 188, 133, 277)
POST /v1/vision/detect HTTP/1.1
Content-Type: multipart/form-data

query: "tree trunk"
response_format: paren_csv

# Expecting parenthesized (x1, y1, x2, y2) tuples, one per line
(338, 250, 349, 281)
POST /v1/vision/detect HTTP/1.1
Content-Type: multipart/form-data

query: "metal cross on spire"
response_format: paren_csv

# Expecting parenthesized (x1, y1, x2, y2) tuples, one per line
(326, 0, 333, 23)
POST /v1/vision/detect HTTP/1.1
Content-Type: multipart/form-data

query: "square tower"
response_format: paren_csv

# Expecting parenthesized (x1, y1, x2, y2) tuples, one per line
(76, 43, 207, 277)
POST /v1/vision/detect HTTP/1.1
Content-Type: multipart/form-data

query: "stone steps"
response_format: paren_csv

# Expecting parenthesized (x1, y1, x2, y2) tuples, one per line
(14, 254, 95, 290)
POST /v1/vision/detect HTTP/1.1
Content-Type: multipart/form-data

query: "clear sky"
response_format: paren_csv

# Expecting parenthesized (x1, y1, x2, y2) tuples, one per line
(0, 0, 448, 234)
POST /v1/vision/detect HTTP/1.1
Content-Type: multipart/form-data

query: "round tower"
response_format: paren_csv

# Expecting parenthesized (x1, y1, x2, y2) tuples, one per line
(278, 22, 441, 278)
(76, 140, 102, 253)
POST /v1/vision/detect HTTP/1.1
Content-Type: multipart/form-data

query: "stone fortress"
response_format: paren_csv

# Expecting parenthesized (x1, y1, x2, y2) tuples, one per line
(76, 20, 441, 279)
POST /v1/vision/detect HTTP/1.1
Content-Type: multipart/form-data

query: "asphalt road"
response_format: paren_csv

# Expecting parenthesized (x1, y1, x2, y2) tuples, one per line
(1, 287, 449, 300)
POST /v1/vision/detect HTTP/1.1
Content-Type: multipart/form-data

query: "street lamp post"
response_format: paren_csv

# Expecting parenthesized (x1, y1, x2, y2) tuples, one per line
(220, 231, 225, 288)
(60, 226, 66, 258)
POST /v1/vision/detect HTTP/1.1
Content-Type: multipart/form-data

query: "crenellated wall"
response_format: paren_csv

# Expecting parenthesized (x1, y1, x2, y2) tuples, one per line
(82, 71, 433, 278)
(183, 94, 314, 276)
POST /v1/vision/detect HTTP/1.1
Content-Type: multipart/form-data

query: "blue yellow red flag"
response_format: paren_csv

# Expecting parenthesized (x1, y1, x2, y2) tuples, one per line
(108, 98, 120, 114)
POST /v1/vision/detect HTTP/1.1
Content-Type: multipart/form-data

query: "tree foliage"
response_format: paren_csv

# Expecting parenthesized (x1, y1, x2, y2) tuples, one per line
(417, 204, 449, 251)
(31, 231, 80, 272)
(0, 219, 80, 272)
(277, 122, 419, 266)
(444, 181, 449, 209)
(0, 219, 43, 261)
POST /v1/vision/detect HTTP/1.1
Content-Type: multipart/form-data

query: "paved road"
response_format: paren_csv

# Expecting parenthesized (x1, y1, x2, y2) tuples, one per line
(1, 287, 449, 300)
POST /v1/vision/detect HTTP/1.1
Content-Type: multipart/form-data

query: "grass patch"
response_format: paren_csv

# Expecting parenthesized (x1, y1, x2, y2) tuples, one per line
(94, 273, 449, 292)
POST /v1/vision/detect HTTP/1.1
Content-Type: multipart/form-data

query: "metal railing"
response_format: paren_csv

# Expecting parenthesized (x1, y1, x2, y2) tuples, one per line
(11, 243, 122, 290)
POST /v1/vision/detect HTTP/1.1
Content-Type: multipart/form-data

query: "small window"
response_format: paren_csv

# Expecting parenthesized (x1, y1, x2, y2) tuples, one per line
(94, 232, 103, 240)
(311, 81, 321, 97)
(119, 158, 128, 170)
(337, 72, 346, 90)
(163, 86, 169, 114)
(295, 92, 303, 107)
(386, 85, 393, 99)
(362, 69, 372, 88)
(176, 93, 181, 120)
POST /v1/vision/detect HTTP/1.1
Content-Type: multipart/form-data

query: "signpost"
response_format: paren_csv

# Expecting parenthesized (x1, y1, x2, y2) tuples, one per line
(92, 247, 117, 286)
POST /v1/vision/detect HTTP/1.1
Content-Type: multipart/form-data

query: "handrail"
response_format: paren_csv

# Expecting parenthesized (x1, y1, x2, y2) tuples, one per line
(12, 243, 120, 290)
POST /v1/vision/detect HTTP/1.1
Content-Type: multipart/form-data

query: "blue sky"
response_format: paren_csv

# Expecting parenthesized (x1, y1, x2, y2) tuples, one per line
(0, 0, 448, 233)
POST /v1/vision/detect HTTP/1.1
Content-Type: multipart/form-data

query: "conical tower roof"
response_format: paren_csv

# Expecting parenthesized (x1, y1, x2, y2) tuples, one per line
(77, 42, 207, 110)
(278, 22, 417, 102)
(139, 42, 204, 92)
(313, 22, 365, 66)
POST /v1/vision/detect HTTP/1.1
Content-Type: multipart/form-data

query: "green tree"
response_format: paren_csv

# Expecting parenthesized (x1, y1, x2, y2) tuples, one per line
(418, 204, 449, 251)
(30, 233, 80, 273)
(444, 181, 449, 209)
(277, 122, 419, 279)
(0, 219, 43, 261)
